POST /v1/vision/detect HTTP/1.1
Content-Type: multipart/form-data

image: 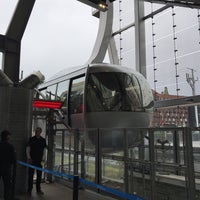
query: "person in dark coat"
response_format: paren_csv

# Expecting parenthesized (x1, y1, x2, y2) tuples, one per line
(0, 130, 16, 200)
(26, 127, 47, 195)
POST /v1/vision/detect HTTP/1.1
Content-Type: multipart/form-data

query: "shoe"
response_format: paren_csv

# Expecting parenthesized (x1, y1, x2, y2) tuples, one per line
(37, 190, 44, 195)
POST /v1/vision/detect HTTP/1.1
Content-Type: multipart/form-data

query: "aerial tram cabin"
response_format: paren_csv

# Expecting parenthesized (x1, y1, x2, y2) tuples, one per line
(37, 63, 154, 149)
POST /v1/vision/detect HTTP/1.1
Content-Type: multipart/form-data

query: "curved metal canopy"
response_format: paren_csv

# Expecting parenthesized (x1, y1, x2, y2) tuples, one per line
(85, 1, 114, 65)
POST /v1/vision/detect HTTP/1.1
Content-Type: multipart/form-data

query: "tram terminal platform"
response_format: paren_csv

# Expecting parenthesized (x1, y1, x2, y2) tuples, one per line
(1, 182, 116, 200)
(11, 161, 142, 200)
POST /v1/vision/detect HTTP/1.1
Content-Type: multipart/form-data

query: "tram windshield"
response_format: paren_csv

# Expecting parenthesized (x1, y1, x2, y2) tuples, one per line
(86, 72, 153, 112)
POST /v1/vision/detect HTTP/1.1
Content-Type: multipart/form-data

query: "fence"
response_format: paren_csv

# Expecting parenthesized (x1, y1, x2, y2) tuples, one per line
(51, 127, 198, 200)
(17, 160, 144, 200)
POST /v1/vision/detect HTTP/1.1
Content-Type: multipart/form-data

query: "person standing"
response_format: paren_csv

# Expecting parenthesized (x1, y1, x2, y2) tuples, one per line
(26, 127, 47, 195)
(0, 130, 16, 200)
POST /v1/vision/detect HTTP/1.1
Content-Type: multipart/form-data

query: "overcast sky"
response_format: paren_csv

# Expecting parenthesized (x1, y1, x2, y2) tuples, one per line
(0, 0, 99, 80)
(1, 1, 200, 96)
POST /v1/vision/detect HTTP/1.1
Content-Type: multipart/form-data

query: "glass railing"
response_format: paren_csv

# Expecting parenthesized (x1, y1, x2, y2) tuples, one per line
(52, 127, 198, 200)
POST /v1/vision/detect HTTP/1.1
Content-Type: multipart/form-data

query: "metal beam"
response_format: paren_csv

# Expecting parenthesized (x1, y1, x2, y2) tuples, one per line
(86, 1, 113, 64)
(91, 7, 119, 65)
(2, 37, 21, 84)
(6, 0, 36, 41)
(144, 0, 200, 9)
(143, 5, 171, 20)
(3, 0, 36, 83)
(154, 95, 200, 109)
(0, 35, 5, 51)
(108, 37, 119, 65)
(2, 47, 21, 84)
(112, 5, 170, 37)
(134, 0, 146, 77)
(0, 36, 20, 54)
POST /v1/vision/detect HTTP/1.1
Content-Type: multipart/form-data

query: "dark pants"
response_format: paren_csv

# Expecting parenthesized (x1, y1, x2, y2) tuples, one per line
(28, 161, 42, 192)
(0, 165, 12, 200)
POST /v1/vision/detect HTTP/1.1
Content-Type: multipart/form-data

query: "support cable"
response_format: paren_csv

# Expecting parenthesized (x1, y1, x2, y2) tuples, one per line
(196, 9, 200, 126)
(172, 7, 181, 126)
(151, 3, 158, 94)
(119, 0, 123, 64)
(151, 3, 160, 127)
(172, 7, 180, 96)
(197, 9, 200, 44)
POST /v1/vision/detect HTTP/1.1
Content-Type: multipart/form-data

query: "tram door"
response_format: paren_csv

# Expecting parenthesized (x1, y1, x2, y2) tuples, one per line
(69, 76, 85, 128)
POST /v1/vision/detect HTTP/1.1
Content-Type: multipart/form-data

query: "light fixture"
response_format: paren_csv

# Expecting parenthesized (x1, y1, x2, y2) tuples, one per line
(77, 0, 108, 12)
(20, 71, 45, 89)
(33, 99, 62, 109)
(98, 3, 106, 9)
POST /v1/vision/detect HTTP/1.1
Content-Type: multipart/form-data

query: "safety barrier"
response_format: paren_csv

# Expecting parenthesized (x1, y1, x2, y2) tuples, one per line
(17, 160, 144, 200)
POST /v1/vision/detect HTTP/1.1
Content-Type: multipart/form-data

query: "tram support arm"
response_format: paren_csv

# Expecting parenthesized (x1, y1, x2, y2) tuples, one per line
(3, 0, 36, 83)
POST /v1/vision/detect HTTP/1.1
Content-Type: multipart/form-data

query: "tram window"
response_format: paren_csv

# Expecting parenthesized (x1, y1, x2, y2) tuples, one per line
(86, 72, 143, 112)
(57, 80, 69, 114)
(46, 84, 57, 100)
(37, 88, 47, 99)
(134, 72, 154, 109)
(123, 74, 142, 110)
(70, 77, 84, 114)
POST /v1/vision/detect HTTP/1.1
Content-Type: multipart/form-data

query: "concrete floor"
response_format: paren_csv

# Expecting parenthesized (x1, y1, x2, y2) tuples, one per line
(9, 182, 116, 200)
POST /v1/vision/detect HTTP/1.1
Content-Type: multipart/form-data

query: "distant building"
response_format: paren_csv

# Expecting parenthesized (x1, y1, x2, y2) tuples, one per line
(151, 89, 190, 127)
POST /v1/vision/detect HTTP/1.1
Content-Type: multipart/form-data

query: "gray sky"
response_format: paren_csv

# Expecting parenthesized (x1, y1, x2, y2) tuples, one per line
(0, 0, 99, 80)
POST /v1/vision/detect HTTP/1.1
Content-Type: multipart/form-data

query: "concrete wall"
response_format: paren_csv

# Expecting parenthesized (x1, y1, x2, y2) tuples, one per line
(0, 86, 33, 195)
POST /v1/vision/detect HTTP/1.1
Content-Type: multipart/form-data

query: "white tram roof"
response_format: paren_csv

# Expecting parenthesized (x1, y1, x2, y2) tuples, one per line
(39, 63, 138, 89)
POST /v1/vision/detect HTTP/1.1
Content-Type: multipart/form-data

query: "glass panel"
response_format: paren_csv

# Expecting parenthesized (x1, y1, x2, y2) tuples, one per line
(57, 80, 69, 100)
(70, 76, 85, 114)
(120, 28, 135, 67)
(102, 159, 124, 182)
(55, 132, 62, 149)
(37, 88, 47, 99)
(145, 6, 200, 97)
(54, 131, 63, 173)
(154, 131, 174, 165)
(84, 129, 96, 182)
(46, 84, 57, 100)
(193, 130, 200, 175)
(57, 80, 69, 114)
(113, 28, 135, 67)
(54, 151, 62, 169)
(63, 132, 74, 175)
(134, 72, 154, 109)
(86, 72, 143, 112)
(85, 155, 95, 181)
(64, 131, 72, 150)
